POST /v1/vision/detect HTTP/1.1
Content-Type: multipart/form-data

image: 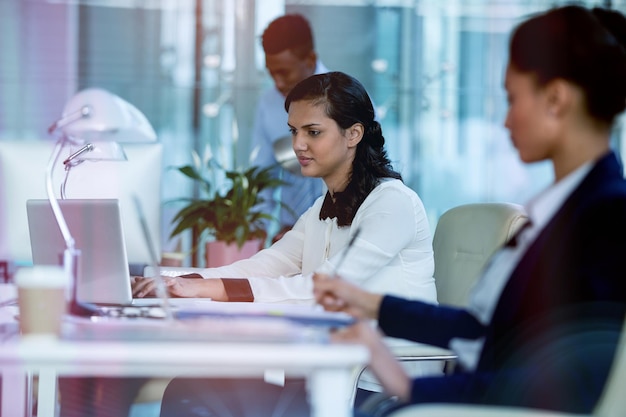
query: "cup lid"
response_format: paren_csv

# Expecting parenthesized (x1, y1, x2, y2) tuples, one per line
(14, 265, 69, 288)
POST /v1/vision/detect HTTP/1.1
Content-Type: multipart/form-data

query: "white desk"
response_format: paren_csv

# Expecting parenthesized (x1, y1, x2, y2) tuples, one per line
(0, 311, 368, 417)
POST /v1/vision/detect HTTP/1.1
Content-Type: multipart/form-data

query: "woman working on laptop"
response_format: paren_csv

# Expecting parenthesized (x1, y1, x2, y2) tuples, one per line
(133, 71, 436, 310)
(314, 5, 626, 415)
(61, 72, 438, 417)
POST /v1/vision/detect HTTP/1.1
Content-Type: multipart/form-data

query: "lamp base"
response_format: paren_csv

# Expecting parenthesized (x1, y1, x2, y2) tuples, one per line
(61, 249, 102, 317)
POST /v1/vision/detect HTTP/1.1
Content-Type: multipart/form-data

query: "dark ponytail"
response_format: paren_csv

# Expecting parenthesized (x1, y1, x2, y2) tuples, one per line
(509, 5, 626, 125)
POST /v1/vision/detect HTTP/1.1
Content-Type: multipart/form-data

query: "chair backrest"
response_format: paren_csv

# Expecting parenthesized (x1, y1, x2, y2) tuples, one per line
(595, 314, 626, 417)
(433, 203, 528, 307)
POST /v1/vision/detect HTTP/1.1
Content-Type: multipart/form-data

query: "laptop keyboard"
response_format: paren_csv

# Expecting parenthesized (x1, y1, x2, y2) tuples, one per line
(96, 305, 170, 319)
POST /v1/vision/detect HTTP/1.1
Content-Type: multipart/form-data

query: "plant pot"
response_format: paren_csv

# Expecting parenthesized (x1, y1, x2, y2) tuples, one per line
(205, 239, 262, 268)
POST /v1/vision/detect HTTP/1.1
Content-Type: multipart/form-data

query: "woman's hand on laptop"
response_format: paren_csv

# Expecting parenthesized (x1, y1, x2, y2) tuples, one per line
(131, 276, 228, 300)
(131, 276, 158, 298)
(131, 275, 198, 298)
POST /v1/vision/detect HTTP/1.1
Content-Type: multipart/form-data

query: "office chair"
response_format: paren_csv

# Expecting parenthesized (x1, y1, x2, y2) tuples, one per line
(352, 202, 528, 406)
(432, 202, 528, 307)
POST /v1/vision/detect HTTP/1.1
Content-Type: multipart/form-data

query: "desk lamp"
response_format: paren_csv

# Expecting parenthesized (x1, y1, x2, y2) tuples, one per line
(46, 88, 157, 315)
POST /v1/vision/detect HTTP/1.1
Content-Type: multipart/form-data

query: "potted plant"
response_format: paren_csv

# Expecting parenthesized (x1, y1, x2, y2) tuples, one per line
(169, 148, 288, 267)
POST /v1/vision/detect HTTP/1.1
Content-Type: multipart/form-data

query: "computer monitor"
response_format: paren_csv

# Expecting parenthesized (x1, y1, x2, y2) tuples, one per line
(0, 140, 163, 266)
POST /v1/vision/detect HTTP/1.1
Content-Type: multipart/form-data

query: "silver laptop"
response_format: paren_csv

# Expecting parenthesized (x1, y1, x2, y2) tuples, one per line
(27, 199, 160, 306)
(26, 199, 354, 327)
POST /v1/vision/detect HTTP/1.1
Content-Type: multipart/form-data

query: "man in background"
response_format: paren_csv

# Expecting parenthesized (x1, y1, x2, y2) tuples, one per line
(252, 13, 328, 242)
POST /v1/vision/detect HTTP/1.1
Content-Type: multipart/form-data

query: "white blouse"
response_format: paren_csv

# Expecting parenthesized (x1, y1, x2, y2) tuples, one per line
(195, 178, 436, 305)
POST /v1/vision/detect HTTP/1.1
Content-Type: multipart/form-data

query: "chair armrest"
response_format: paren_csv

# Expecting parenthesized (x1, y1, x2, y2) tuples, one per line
(390, 404, 580, 417)
(143, 266, 206, 277)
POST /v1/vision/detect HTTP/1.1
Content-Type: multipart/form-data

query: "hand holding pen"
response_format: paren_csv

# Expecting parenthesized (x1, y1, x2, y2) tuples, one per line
(312, 227, 361, 306)
(325, 227, 362, 278)
(312, 227, 383, 318)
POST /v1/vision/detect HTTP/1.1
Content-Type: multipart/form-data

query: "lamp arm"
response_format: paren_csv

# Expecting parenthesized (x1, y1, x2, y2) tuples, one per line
(60, 166, 70, 200)
(63, 143, 94, 167)
(46, 137, 101, 317)
(47, 106, 91, 135)
(60, 143, 94, 199)
(46, 137, 75, 250)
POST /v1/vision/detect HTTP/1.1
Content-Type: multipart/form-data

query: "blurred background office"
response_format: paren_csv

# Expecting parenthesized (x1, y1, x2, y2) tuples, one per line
(1, 0, 624, 267)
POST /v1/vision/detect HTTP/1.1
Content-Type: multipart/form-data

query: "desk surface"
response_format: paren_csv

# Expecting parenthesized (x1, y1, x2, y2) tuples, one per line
(0, 283, 369, 377)
(0, 285, 369, 417)
(0, 336, 368, 377)
(1, 323, 368, 417)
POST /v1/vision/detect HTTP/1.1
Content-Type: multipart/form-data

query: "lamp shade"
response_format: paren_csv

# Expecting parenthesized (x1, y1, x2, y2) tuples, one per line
(59, 88, 157, 143)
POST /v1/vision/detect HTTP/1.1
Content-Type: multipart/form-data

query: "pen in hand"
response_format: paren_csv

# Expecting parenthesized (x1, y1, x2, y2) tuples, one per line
(313, 227, 362, 311)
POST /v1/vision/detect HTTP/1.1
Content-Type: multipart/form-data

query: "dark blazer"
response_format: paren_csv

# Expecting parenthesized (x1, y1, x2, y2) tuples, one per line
(378, 151, 626, 413)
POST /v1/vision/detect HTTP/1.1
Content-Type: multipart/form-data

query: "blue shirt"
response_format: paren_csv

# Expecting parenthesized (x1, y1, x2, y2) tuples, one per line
(250, 61, 329, 235)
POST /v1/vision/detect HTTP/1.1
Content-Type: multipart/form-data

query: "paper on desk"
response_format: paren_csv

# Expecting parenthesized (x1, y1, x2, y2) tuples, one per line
(174, 301, 356, 329)
(61, 313, 331, 344)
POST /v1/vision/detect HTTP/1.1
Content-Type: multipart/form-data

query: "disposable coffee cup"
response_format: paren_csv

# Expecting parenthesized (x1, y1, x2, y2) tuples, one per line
(14, 265, 69, 339)
(160, 251, 185, 267)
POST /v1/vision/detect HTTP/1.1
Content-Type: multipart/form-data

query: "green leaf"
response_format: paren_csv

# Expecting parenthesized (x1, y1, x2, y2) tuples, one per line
(168, 158, 291, 249)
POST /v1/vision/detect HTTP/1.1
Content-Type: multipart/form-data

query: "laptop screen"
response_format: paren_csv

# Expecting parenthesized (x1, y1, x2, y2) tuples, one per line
(27, 199, 134, 305)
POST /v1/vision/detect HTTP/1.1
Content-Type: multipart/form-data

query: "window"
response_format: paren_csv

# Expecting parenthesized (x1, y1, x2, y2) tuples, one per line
(1, 0, 624, 264)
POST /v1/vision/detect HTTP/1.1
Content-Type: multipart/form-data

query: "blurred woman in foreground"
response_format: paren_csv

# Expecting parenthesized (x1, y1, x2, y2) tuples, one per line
(315, 5, 626, 415)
